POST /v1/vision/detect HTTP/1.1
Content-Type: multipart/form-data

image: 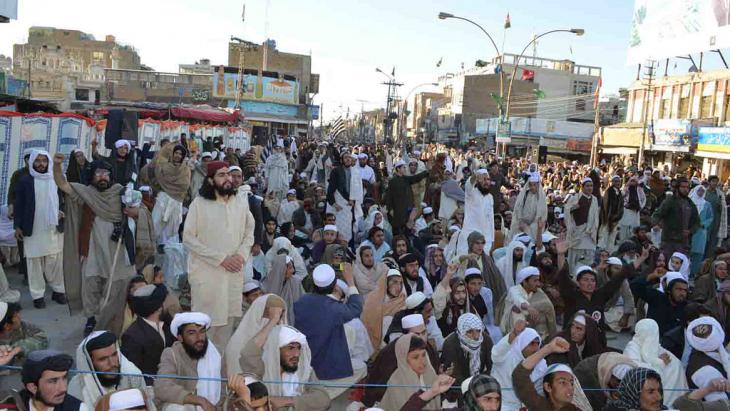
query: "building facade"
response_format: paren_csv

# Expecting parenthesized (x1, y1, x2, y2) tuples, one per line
(103, 68, 213, 105)
(12, 27, 141, 109)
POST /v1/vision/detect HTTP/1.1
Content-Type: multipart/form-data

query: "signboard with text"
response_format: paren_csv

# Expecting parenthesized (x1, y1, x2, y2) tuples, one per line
(212, 66, 299, 105)
(496, 121, 511, 143)
(698, 127, 730, 153)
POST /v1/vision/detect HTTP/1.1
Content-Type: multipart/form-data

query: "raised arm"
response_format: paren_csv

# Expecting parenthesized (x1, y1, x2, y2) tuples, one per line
(52, 153, 73, 194)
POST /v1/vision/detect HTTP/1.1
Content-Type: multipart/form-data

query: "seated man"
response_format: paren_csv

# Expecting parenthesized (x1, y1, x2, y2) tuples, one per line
(0, 301, 48, 365)
(463, 267, 502, 343)
(121, 284, 175, 385)
(384, 291, 443, 350)
(226, 376, 273, 411)
(68, 331, 148, 406)
(241, 280, 264, 318)
(440, 313, 493, 403)
(545, 313, 607, 368)
(20, 350, 87, 411)
(154, 312, 224, 411)
(310, 225, 340, 264)
(497, 266, 556, 340)
(572, 352, 637, 411)
(239, 306, 329, 411)
(362, 314, 439, 408)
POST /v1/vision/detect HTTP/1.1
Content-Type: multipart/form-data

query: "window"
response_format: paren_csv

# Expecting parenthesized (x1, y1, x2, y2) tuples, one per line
(575, 99, 586, 111)
(659, 99, 671, 119)
(679, 97, 690, 119)
(700, 95, 713, 118)
(75, 88, 90, 101)
(92, 52, 104, 62)
(573, 80, 593, 95)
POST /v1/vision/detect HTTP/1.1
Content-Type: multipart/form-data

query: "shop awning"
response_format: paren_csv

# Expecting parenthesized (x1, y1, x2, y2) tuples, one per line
(244, 114, 309, 125)
(649, 144, 690, 152)
(695, 150, 730, 160)
(601, 147, 638, 155)
(170, 106, 240, 123)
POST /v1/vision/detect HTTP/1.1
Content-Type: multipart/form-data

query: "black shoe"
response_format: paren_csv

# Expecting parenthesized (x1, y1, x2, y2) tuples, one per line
(84, 317, 96, 337)
(51, 292, 67, 304)
(33, 298, 46, 309)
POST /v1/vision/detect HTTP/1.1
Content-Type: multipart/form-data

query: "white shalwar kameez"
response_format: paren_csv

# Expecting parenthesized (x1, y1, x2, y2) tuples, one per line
(456, 179, 495, 255)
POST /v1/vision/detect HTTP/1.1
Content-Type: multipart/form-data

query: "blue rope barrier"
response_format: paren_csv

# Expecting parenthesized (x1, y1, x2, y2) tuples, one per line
(0, 364, 694, 392)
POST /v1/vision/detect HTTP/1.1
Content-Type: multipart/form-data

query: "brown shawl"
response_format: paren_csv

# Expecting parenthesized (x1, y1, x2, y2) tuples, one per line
(362, 273, 406, 352)
(139, 144, 191, 202)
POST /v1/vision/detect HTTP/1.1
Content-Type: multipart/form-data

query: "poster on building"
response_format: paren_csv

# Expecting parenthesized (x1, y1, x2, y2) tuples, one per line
(212, 66, 298, 105)
(496, 121, 511, 143)
(628, 0, 730, 64)
(652, 119, 692, 146)
(698, 127, 730, 153)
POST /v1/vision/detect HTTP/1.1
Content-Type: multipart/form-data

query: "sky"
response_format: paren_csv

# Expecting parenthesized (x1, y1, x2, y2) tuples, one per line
(1, 0, 725, 121)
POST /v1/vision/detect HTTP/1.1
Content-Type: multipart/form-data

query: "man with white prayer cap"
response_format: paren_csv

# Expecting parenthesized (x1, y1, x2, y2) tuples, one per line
(277, 188, 300, 225)
(356, 153, 376, 198)
(13, 149, 66, 308)
(68, 330, 148, 408)
(564, 177, 600, 271)
(265, 143, 289, 200)
(242, 280, 264, 318)
(293, 263, 365, 399)
(91, 138, 137, 186)
(498, 266, 557, 340)
(106, 388, 147, 411)
(239, 323, 330, 410)
(154, 312, 224, 411)
(455, 168, 496, 255)
(326, 152, 361, 242)
(601, 256, 635, 333)
(509, 170, 547, 242)
(414, 206, 435, 234)
(384, 291, 445, 350)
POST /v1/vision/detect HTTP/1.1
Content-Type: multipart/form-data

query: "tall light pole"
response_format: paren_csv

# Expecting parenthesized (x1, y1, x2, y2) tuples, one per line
(439, 12, 504, 152)
(399, 82, 439, 151)
(504, 28, 585, 119)
(376, 67, 402, 144)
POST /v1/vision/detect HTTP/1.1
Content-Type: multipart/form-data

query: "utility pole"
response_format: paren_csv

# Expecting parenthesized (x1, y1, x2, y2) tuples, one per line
(638, 60, 655, 167)
(590, 79, 602, 167)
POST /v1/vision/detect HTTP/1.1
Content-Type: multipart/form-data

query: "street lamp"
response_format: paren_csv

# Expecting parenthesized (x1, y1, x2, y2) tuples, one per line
(398, 82, 439, 150)
(438, 11, 504, 150)
(504, 28, 585, 119)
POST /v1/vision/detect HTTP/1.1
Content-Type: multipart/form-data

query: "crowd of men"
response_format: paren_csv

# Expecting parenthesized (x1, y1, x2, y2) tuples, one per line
(2, 133, 730, 411)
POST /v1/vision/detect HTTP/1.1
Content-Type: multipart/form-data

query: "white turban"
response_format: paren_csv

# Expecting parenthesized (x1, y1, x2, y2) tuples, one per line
(475, 168, 489, 175)
(405, 292, 427, 309)
(323, 224, 338, 232)
(606, 257, 623, 266)
(114, 139, 131, 150)
(170, 312, 211, 336)
(528, 172, 540, 183)
(313, 264, 336, 287)
(109, 389, 146, 411)
(395, 160, 406, 168)
(201, 152, 213, 159)
(401, 313, 424, 329)
(516, 266, 540, 285)
(686, 316, 730, 378)
(278, 326, 307, 348)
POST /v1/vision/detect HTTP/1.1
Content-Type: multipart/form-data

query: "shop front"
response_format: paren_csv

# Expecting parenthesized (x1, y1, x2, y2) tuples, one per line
(697, 127, 730, 181)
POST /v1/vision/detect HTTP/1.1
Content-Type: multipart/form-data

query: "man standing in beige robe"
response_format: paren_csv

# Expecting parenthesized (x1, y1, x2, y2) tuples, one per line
(183, 161, 255, 350)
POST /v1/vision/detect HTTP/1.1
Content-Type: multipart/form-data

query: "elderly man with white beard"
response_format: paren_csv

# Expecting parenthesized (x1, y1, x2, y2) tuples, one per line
(509, 172, 547, 242)
(456, 169, 495, 256)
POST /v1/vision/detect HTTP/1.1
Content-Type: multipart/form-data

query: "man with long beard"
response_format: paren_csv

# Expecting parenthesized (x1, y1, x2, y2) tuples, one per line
(154, 312, 224, 411)
(183, 161, 255, 350)
(598, 175, 624, 253)
(53, 154, 155, 337)
(652, 176, 699, 258)
(384, 160, 429, 236)
(565, 178, 600, 273)
(13, 149, 66, 308)
(68, 331, 147, 407)
(456, 169, 495, 255)
(91, 139, 137, 187)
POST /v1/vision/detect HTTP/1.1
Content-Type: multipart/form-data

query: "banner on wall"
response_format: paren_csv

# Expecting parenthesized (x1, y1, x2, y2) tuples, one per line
(698, 127, 730, 153)
(212, 66, 299, 105)
(627, 0, 730, 64)
(0, 111, 96, 206)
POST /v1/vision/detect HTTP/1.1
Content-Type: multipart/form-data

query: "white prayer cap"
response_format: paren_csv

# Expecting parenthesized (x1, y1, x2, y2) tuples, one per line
(170, 312, 211, 336)
(395, 160, 406, 168)
(242, 280, 262, 294)
(109, 389, 146, 411)
(313, 264, 336, 287)
(421, 202, 428, 208)
(611, 364, 633, 380)
(138, 186, 151, 192)
(573, 314, 586, 326)
(365, 408, 385, 411)
(514, 234, 531, 245)
(132, 284, 156, 298)
(276, 141, 285, 148)
(278, 326, 307, 348)
(405, 292, 427, 309)
(464, 267, 481, 279)
(542, 232, 556, 243)
(0, 302, 7, 320)
(358, 153, 368, 159)
(423, 207, 433, 215)
(228, 165, 242, 173)
(448, 225, 461, 232)
(401, 313, 424, 329)
(528, 172, 540, 183)
(475, 168, 489, 175)
(516, 266, 540, 285)
(323, 224, 338, 232)
(336, 279, 348, 292)
(544, 363, 574, 378)
(582, 177, 593, 184)
(412, 150, 421, 156)
(575, 265, 596, 278)
(611, 175, 621, 181)
(114, 139, 131, 150)
(201, 152, 213, 159)
(386, 269, 402, 278)
(287, 189, 297, 196)
(606, 257, 623, 266)
(299, 172, 308, 178)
